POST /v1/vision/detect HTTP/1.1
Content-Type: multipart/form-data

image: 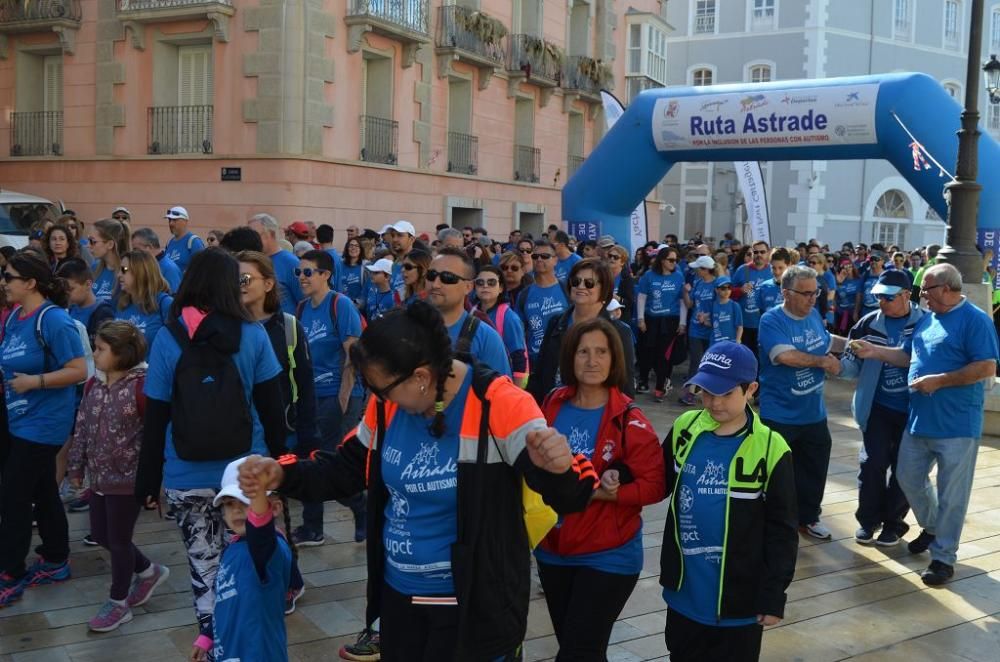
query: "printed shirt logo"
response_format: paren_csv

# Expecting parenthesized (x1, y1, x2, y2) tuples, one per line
(400, 442, 458, 489)
(1, 332, 28, 360)
(701, 351, 732, 370)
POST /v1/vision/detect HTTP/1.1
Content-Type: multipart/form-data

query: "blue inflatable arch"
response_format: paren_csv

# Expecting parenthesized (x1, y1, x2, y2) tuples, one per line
(563, 72, 1000, 245)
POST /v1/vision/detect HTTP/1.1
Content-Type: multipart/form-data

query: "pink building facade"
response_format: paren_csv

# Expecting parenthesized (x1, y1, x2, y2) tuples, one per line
(0, 0, 669, 239)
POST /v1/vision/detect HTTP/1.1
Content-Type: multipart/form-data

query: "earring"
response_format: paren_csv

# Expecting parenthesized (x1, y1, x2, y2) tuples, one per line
(420, 383, 427, 394)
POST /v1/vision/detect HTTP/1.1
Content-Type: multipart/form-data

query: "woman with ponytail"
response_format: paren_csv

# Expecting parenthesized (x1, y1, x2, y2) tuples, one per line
(0, 250, 87, 608)
(237, 300, 601, 661)
(89, 218, 131, 302)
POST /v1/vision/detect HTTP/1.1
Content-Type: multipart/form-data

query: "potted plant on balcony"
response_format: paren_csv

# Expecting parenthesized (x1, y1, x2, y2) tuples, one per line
(543, 40, 565, 68)
(460, 10, 507, 47)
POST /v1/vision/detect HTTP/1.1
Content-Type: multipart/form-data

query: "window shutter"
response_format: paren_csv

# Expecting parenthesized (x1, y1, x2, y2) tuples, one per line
(43, 56, 63, 112)
(178, 45, 213, 107)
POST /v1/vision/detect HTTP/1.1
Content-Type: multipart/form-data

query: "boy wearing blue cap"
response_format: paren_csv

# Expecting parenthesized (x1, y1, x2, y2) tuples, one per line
(659, 341, 798, 662)
(710, 276, 743, 344)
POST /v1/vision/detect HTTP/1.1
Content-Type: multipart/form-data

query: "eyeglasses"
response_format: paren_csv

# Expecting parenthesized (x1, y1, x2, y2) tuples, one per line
(402, 263, 417, 271)
(532, 253, 554, 261)
(664, 257, 677, 263)
(788, 289, 819, 299)
(474, 277, 499, 287)
(500, 264, 521, 272)
(2, 272, 28, 283)
(920, 284, 944, 295)
(364, 367, 422, 402)
(120, 265, 130, 274)
(570, 277, 596, 289)
(519, 248, 533, 255)
(294, 267, 328, 278)
(426, 269, 469, 285)
(752, 250, 768, 255)
(875, 293, 897, 302)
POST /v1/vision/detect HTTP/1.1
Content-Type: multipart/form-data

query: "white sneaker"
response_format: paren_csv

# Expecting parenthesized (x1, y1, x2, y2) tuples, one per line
(802, 521, 833, 540)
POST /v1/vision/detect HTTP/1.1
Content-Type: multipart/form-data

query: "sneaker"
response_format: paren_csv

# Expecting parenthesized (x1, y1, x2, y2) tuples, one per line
(127, 563, 170, 608)
(677, 393, 696, 406)
(636, 382, 649, 394)
(292, 526, 325, 547)
(285, 584, 305, 615)
(908, 530, 936, 554)
(800, 521, 833, 541)
(23, 557, 70, 587)
(855, 526, 879, 545)
(875, 528, 902, 547)
(340, 627, 380, 661)
(0, 573, 25, 608)
(67, 493, 91, 513)
(350, 494, 367, 543)
(920, 560, 954, 587)
(653, 389, 665, 403)
(82, 534, 99, 547)
(88, 599, 133, 632)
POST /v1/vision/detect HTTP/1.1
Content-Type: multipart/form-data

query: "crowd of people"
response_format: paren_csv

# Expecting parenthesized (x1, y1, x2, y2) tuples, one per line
(0, 207, 997, 662)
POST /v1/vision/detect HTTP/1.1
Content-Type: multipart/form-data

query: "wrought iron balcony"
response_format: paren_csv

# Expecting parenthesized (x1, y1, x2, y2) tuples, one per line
(360, 115, 398, 165)
(435, 6, 506, 84)
(0, 0, 80, 28)
(562, 56, 608, 102)
(447, 131, 478, 175)
(148, 105, 213, 155)
(10, 111, 63, 157)
(345, 0, 430, 66)
(117, 0, 234, 43)
(514, 144, 540, 183)
(507, 34, 562, 86)
(567, 154, 584, 178)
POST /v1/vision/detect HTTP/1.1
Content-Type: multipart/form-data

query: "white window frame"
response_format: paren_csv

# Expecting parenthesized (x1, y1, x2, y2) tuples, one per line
(942, 79, 963, 99)
(745, 60, 775, 84)
(688, 65, 715, 86)
(746, 0, 777, 32)
(626, 18, 668, 84)
(943, 0, 962, 51)
(691, 0, 718, 36)
(893, 0, 914, 41)
(989, 103, 1000, 133)
(873, 221, 907, 247)
(991, 7, 1000, 53)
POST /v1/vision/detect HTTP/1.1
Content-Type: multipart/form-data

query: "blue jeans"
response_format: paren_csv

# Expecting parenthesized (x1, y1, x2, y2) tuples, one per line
(896, 432, 979, 566)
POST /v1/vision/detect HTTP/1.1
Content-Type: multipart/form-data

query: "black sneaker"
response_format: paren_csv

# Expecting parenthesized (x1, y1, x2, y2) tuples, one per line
(908, 530, 935, 554)
(920, 560, 954, 586)
(82, 534, 99, 547)
(340, 627, 380, 661)
(854, 526, 878, 545)
(636, 382, 649, 394)
(291, 526, 325, 548)
(875, 528, 901, 547)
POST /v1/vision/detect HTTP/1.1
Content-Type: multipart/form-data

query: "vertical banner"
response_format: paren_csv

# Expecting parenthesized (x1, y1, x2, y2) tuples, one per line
(734, 160, 771, 244)
(978, 228, 1000, 289)
(568, 221, 601, 242)
(601, 90, 648, 255)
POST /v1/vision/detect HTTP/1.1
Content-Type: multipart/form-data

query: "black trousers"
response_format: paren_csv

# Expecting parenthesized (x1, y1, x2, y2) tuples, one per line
(536, 561, 639, 662)
(0, 437, 69, 577)
(762, 418, 831, 526)
(637, 316, 680, 390)
(856, 403, 910, 533)
(741, 326, 759, 362)
(664, 608, 763, 662)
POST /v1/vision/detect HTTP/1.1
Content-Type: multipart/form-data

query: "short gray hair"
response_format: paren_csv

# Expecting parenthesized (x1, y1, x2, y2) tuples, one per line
(925, 262, 962, 291)
(249, 212, 279, 238)
(131, 227, 160, 249)
(438, 227, 463, 243)
(781, 264, 817, 290)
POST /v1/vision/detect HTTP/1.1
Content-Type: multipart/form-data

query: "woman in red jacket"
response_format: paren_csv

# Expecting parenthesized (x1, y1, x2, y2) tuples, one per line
(538, 317, 666, 661)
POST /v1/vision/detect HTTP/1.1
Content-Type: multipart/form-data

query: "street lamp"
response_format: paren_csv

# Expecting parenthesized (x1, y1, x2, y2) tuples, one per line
(984, 54, 1000, 104)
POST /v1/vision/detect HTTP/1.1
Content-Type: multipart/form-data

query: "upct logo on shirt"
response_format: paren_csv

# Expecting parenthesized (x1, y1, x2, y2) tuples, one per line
(792, 367, 822, 395)
(1, 333, 28, 360)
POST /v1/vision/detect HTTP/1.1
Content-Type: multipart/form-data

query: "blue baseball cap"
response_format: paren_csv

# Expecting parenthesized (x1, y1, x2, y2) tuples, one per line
(714, 276, 732, 288)
(871, 269, 909, 296)
(684, 341, 758, 395)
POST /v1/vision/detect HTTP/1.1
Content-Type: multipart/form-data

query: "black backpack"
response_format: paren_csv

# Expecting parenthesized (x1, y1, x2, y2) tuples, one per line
(166, 319, 252, 461)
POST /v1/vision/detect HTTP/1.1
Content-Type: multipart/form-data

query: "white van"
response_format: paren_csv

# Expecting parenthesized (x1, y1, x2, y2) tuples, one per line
(0, 189, 62, 249)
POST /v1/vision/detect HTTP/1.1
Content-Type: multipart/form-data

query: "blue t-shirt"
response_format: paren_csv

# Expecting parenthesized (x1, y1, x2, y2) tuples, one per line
(69, 302, 100, 329)
(662, 431, 758, 627)
(754, 280, 784, 313)
(2, 304, 85, 444)
(91, 268, 117, 302)
(114, 293, 172, 358)
(298, 292, 362, 397)
(366, 288, 395, 321)
(381, 369, 471, 595)
(731, 264, 772, 329)
(486, 304, 527, 364)
(758, 307, 832, 425)
(520, 282, 568, 360)
(390, 262, 406, 300)
(271, 250, 304, 316)
(872, 315, 911, 414)
(908, 299, 1000, 438)
(554, 253, 582, 284)
(212, 524, 291, 662)
(638, 270, 684, 317)
(836, 278, 861, 311)
(145, 319, 283, 490)
(164, 232, 205, 273)
(711, 299, 743, 344)
(449, 311, 511, 377)
(860, 273, 881, 311)
(339, 262, 365, 304)
(157, 253, 182, 293)
(822, 270, 836, 294)
(324, 248, 342, 296)
(689, 278, 717, 340)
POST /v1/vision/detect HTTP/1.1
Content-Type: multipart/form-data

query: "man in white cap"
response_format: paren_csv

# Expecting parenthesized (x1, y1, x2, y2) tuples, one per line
(385, 220, 417, 297)
(111, 207, 130, 222)
(364, 258, 395, 320)
(164, 206, 204, 273)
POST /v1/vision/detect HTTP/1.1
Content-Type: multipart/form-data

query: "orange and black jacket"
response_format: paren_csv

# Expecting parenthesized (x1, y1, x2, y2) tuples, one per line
(276, 363, 598, 661)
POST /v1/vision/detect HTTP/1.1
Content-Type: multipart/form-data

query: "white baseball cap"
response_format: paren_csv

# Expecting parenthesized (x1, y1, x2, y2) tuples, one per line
(112, 206, 130, 216)
(692, 255, 716, 270)
(390, 220, 415, 236)
(165, 206, 189, 220)
(213, 457, 271, 507)
(365, 257, 395, 275)
(606, 299, 623, 312)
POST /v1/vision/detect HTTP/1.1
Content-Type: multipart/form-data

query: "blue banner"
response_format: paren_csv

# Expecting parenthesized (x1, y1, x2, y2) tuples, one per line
(569, 221, 601, 242)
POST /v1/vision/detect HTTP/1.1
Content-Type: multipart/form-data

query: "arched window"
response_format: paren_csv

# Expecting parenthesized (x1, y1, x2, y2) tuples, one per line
(691, 67, 713, 86)
(874, 190, 911, 219)
(873, 190, 910, 246)
(749, 64, 772, 83)
(943, 81, 962, 98)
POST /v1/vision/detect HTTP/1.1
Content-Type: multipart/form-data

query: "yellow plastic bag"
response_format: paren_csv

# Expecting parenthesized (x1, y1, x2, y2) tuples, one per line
(522, 480, 558, 549)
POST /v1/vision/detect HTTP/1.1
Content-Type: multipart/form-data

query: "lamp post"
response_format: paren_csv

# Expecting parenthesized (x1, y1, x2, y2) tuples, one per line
(938, 0, 986, 283)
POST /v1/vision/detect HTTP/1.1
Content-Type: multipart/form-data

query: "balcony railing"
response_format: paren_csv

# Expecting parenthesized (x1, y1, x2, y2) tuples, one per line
(347, 0, 428, 36)
(148, 105, 213, 155)
(694, 13, 715, 34)
(562, 55, 608, 98)
(567, 154, 584, 178)
(507, 34, 562, 84)
(118, 0, 231, 9)
(0, 0, 80, 26)
(447, 131, 478, 175)
(360, 115, 398, 165)
(10, 111, 63, 157)
(435, 6, 505, 66)
(514, 144, 540, 183)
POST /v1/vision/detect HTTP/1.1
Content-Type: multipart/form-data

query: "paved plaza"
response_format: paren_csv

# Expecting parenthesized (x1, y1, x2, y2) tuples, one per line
(0, 379, 998, 661)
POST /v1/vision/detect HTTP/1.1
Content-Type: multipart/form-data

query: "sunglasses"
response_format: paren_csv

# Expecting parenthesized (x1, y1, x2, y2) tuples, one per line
(2, 272, 28, 283)
(570, 277, 596, 289)
(664, 257, 677, 263)
(532, 253, 554, 261)
(474, 277, 499, 287)
(500, 264, 521, 272)
(426, 269, 469, 285)
(875, 293, 897, 302)
(239, 273, 258, 287)
(519, 248, 533, 255)
(364, 367, 421, 402)
(294, 267, 328, 278)
(120, 265, 130, 273)
(402, 263, 418, 271)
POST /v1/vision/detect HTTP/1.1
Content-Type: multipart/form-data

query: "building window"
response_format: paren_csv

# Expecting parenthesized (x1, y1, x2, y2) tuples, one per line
(873, 190, 909, 248)
(694, 0, 716, 34)
(691, 67, 713, 86)
(989, 103, 1000, 132)
(944, 1, 961, 50)
(626, 76, 662, 103)
(874, 222, 907, 247)
(992, 9, 1000, 52)
(926, 207, 942, 221)
(875, 189, 910, 219)
(944, 81, 962, 98)
(750, 0, 775, 30)
(627, 22, 667, 83)
(749, 64, 772, 83)
(893, 0, 912, 40)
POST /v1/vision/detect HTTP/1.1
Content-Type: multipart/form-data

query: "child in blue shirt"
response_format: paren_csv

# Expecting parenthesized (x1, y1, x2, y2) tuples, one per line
(710, 276, 743, 344)
(212, 457, 292, 662)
